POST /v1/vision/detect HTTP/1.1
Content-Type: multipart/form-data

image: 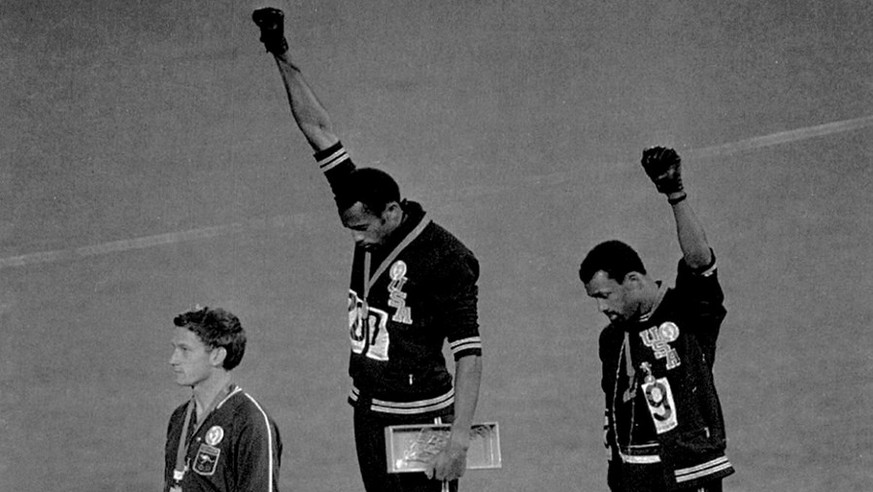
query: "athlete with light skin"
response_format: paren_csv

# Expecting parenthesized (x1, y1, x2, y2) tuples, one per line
(170, 320, 232, 420)
(165, 306, 282, 492)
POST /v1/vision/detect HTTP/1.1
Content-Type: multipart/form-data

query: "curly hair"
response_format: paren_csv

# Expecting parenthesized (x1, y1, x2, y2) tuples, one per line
(173, 306, 246, 370)
(578, 240, 647, 284)
(333, 167, 402, 215)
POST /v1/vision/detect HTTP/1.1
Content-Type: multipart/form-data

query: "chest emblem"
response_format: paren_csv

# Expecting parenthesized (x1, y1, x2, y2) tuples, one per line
(387, 261, 412, 324)
(205, 425, 224, 446)
(193, 444, 221, 476)
(639, 322, 681, 370)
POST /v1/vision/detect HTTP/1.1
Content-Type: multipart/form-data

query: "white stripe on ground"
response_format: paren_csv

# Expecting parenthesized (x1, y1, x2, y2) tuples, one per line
(0, 215, 311, 269)
(684, 114, 873, 159)
(3, 115, 872, 270)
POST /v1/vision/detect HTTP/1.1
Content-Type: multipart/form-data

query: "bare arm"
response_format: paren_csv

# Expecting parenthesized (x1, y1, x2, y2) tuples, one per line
(427, 354, 482, 482)
(670, 197, 712, 270)
(253, 8, 339, 152)
(273, 52, 340, 152)
(641, 146, 713, 269)
(450, 354, 482, 445)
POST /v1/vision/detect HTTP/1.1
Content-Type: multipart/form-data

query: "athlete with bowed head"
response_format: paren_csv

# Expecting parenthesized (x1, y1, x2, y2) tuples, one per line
(252, 9, 484, 492)
(579, 148, 735, 491)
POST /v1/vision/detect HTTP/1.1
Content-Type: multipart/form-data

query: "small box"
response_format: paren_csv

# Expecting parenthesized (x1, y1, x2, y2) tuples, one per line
(385, 422, 502, 473)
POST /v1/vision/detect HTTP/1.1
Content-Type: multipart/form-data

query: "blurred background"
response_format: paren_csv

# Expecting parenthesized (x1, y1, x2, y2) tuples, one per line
(2, 0, 872, 490)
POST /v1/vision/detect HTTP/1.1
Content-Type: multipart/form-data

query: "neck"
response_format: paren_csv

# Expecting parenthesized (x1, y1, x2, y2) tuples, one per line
(398, 209, 406, 226)
(391, 206, 407, 232)
(378, 209, 408, 253)
(191, 371, 232, 417)
(635, 280, 663, 320)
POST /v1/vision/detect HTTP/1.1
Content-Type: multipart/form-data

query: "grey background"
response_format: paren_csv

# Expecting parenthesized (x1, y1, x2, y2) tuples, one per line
(2, 0, 872, 490)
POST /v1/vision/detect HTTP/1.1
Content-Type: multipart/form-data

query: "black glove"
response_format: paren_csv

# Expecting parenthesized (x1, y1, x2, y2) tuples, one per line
(641, 146, 685, 201)
(252, 8, 289, 56)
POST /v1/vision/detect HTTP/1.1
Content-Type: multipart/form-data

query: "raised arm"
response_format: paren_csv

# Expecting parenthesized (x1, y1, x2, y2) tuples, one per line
(641, 147, 713, 269)
(253, 8, 339, 152)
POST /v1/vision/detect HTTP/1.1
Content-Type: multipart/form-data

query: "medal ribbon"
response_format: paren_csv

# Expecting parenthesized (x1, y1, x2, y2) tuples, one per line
(173, 401, 194, 481)
(173, 383, 237, 482)
(362, 217, 430, 305)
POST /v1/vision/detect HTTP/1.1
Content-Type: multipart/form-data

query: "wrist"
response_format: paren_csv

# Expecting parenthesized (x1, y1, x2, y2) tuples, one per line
(449, 428, 471, 451)
(667, 191, 687, 205)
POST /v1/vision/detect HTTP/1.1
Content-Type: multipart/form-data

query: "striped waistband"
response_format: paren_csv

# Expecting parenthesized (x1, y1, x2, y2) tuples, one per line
(618, 443, 661, 464)
(675, 456, 733, 483)
(349, 386, 454, 415)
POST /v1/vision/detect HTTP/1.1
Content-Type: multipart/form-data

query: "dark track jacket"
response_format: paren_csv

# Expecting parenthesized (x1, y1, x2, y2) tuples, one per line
(599, 257, 734, 490)
(314, 142, 482, 419)
(164, 386, 282, 492)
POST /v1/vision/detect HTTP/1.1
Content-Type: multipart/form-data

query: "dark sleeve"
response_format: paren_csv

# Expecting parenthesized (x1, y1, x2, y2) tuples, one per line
(313, 141, 357, 205)
(164, 405, 185, 492)
(598, 327, 616, 396)
(441, 247, 482, 360)
(674, 251, 727, 364)
(233, 400, 282, 492)
(598, 327, 618, 455)
(675, 250, 725, 317)
(163, 419, 173, 492)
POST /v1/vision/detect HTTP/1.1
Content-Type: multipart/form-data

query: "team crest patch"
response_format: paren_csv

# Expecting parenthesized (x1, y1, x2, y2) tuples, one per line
(193, 444, 221, 476)
(205, 425, 224, 446)
(640, 321, 681, 369)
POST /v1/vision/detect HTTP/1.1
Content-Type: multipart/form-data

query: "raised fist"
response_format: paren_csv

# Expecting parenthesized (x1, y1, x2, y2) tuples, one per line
(252, 8, 288, 56)
(641, 146, 683, 196)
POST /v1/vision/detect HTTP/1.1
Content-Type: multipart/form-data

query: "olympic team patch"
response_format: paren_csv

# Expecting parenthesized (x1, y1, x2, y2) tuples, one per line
(640, 322, 681, 370)
(193, 444, 221, 476)
(205, 425, 224, 446)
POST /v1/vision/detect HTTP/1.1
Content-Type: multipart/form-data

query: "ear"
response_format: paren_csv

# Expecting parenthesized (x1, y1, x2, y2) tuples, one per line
(622, 271, 644, 289)
(382, 201, 402, 223)
(209, 347, 227, 368)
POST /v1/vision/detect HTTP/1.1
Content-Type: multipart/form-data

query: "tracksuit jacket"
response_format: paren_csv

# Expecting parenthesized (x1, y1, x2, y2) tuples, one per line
(599, 256, 735, 490)
(314, 142, 482, 420)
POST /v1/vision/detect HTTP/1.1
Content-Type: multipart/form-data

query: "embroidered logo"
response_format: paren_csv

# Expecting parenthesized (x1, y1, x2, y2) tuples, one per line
(639, 322, 681, 370)
(387, 261, 412, 324)
(193, 444, 221, 476)
(205, 426, 224, 446)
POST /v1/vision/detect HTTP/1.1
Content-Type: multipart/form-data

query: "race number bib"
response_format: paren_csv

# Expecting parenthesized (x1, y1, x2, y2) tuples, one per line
(641, 376, 678, 434)
(349, 290, 390, 361)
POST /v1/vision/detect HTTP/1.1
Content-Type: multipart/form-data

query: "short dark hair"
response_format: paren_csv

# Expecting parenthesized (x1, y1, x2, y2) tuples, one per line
(334, 167, 401, 215)
(579, 240, 647, 284)
(173, 306, 246, 370)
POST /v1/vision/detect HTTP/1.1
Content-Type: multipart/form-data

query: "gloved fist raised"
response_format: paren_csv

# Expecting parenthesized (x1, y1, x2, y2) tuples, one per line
(252, 8, 289, 56)
(641, 146, 684, 198)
